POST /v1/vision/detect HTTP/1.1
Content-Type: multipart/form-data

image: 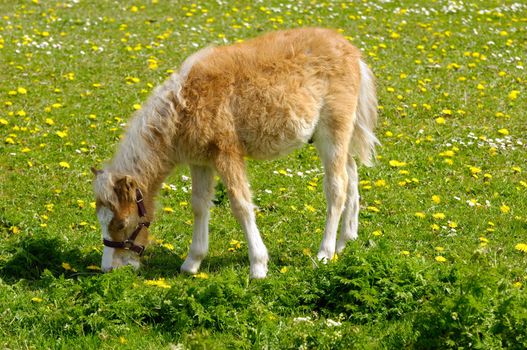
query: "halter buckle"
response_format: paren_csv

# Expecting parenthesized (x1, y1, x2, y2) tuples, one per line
(123, 240, 134, 249)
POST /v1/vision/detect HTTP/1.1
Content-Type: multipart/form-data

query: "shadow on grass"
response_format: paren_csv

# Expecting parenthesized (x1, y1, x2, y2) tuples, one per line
(0, 232, 256, 283)
(140, 247, 249, 278)
(204, 252, 250, 273)
(140, 246, 184, 279)
(0, 234, 101, 284)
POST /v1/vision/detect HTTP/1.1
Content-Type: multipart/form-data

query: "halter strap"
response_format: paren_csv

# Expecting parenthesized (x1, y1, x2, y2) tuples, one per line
(136, 188, 147, 217)
(103, 188, 150, 256)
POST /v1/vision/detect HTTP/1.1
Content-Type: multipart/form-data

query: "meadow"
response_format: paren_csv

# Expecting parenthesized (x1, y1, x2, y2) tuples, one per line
(1, 0, 526, 348)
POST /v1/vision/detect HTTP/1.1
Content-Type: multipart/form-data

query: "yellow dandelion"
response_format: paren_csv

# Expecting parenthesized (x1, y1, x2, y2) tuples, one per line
(401, 250, 410, 256)
(498, 128, 509, 136)
(500, 205, 510, 214)
(280, 266, 289, 274)
(508, 90, 519, 100)
(55, 130, 67, 138)
(194, 272, 209, 279)
(59, 161, 70, 169)
(515, 243, 527, 253)
(17, 87, 27, 94)
(432, 195, 441, 204)
(126, 76, 141, 84)
(435, 256, 447, 263)
(31, 297, 43, 303)
(304, 204, 316, 213)
(415, 212, 426, 219)
(432, 213, 446, 220)
(469, 166, 482, 175)
(229, 239, 241, 249)
(163, 207, 174, 213)
(367, 206, 380, 213)
(440, 150, 455, 157)
(389, 160, 407, 167)
(374, 179, 387, 187)
(61, 262, 76, 272)
(162, 243, 174, 251)
(144, 278, 172, 289)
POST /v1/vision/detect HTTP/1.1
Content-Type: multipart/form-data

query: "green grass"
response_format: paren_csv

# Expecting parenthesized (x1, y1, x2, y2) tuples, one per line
(1, 0, 527, 348)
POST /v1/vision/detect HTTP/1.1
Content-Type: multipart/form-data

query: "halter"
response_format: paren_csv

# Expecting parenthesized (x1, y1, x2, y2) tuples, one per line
(103, 188, 150, 256)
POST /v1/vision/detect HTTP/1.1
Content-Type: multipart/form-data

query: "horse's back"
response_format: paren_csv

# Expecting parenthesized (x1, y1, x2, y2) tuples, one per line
(178, 28, 362, 161)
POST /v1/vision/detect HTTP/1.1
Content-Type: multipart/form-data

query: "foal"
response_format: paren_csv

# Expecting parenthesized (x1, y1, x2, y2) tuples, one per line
(93, 28, 378, 278)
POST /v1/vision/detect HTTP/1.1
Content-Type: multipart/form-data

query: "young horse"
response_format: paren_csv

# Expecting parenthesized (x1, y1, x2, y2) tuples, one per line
(92, 28, 378, 278)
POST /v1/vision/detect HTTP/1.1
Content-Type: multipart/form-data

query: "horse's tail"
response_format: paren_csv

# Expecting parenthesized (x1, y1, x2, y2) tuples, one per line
(350, 59, 379, 166)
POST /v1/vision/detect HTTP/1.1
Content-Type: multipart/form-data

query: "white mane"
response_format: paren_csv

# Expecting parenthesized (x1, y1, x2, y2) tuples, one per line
(172, 46, 214, 108)
(107, 46, 214, 187)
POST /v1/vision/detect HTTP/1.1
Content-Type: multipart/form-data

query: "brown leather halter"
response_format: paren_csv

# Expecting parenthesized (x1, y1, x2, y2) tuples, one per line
(103, 188, 150, 256)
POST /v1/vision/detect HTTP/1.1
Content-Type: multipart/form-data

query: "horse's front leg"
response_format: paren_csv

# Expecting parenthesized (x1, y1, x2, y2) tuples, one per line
(215, 153, 269, 278)
(181, 165, 215, 274)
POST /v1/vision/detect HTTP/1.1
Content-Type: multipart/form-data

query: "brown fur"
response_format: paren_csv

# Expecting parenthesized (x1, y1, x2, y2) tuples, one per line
(93, 28, 378, 276)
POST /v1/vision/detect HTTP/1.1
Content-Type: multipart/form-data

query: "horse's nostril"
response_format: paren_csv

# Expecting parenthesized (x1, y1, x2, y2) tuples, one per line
(101, 266, 113, 273)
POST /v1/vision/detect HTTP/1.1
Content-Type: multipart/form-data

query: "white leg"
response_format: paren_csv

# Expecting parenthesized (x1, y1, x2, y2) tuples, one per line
(337, 156, 359, 253)
(315, 137, 349, 262)
(181, 165, 215, 274)
(215, 155, 268, 278)
(230, 195, 268, 278)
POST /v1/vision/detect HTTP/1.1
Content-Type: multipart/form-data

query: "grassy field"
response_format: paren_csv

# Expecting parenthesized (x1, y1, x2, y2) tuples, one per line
(1, 0, 526, 348)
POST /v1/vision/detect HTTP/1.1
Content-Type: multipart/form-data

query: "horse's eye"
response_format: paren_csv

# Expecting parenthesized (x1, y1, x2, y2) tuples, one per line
(112, 220, 126, 231)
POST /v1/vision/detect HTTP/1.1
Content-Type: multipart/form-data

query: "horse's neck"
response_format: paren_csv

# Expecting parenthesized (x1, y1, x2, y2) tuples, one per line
(111, 129, 174, 199)
(111, 73, 182, 203)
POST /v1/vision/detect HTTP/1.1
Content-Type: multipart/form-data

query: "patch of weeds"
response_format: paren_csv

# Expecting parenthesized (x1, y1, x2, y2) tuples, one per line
(0, 234, 98, 283)
(413, 272, 527, 349)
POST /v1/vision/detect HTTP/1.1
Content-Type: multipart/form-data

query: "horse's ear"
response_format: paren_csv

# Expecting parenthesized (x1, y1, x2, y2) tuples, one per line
(91, 167, 103, 177)
(113, 175, 137, 203)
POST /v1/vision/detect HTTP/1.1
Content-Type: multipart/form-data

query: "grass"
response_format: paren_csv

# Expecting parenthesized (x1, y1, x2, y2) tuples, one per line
(1, 0, 526, 348)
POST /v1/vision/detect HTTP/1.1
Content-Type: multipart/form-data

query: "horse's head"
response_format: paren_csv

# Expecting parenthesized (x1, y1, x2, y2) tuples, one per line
(92, 168, 150, 272)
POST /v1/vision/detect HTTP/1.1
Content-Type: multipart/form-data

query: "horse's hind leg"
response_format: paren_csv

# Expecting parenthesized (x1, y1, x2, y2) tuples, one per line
(181, 165, 215, 274)
(337, 155, 359, 253)
(214, 153, 269, 278)
(314, 117, 351, 262)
